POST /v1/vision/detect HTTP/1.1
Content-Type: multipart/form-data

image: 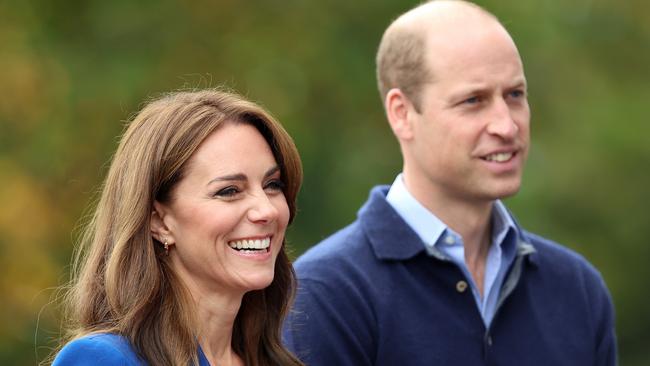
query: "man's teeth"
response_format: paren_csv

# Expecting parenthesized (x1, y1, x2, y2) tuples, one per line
(228, 237, 271, 251)
(484, 152, 513, 162)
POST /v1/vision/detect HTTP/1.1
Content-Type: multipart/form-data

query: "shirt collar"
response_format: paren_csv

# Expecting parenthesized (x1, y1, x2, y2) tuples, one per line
(359, 186, 427, 260)
(360, 181, 537, 262)
(386, 174, 518, 256)
(491, 200, 518, 258)
(386, 174, 446, 247)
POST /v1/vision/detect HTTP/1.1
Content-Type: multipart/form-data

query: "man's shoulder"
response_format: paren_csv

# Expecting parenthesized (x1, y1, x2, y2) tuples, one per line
(524, 230, 605, 283)
(53, 333, 142, 365)
(294, 220, 372, 277)
(294, 184, 415, 270)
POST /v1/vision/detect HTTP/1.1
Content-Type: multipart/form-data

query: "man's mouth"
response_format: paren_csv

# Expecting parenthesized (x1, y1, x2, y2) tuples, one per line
(227, 237, 271, 253)
(481, 151, 515, 162)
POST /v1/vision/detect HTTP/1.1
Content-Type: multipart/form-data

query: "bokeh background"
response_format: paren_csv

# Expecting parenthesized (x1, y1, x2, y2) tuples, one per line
(1, 0, 648, 364)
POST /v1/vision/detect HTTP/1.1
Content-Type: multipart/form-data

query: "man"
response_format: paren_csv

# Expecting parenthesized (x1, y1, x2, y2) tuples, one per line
(282, 1, 617, 365)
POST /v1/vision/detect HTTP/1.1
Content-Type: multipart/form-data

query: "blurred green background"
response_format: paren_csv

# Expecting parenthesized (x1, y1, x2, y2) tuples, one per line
(1, 0, 648, 364)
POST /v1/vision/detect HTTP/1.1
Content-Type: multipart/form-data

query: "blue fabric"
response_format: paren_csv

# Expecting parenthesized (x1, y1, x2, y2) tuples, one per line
(283, 185, 617, 366)
(386, 174, 517, 326)
(53, 333, 211, 366)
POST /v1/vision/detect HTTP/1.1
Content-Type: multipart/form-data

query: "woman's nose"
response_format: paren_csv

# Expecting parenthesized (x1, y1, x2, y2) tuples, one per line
(247, 193, 279, 224)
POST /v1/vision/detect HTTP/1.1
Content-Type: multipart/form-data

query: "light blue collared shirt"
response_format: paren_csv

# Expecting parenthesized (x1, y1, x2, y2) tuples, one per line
(386, 174, 517, 327)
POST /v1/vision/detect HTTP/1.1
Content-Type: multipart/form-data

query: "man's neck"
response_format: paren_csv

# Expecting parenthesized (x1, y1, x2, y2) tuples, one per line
(403, 174, 495, 296)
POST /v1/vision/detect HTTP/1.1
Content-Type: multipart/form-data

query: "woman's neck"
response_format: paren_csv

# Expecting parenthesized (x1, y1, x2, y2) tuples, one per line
(194, 291, 245, 366)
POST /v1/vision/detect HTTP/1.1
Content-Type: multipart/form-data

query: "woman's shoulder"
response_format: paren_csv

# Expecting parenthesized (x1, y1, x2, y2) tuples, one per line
(53, 333, 145, 366)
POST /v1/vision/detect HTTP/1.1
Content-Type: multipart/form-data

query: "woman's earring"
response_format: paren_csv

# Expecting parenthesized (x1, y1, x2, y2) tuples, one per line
(164, 240, 170, 256)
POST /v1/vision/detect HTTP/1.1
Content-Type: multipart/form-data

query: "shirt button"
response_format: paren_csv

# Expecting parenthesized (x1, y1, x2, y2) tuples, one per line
(444, 235, 455, 245)
(487, 336, 493, 346)
(456, 280, 468, 293)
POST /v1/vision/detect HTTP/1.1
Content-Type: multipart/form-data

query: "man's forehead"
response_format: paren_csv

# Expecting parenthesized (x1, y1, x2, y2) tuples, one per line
(421, 17, 522, 77)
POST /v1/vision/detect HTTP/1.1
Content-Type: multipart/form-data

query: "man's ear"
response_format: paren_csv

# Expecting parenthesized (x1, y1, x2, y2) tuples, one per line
(151, 201, 175, 245)
(385, 88, 417, 141)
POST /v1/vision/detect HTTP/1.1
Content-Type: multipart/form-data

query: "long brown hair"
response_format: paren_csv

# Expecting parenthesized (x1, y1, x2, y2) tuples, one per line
(57, 89, 304, 365)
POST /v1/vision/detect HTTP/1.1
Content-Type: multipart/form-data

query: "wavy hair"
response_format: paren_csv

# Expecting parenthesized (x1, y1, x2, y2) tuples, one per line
(56, 89, 303, 366)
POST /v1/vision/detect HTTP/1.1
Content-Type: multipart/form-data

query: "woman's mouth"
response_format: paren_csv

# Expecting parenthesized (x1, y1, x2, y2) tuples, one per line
(227, 237, 271, 253)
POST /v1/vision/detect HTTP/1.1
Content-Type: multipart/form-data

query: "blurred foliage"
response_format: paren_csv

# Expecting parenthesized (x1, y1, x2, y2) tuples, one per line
(0, 0, 648, 364)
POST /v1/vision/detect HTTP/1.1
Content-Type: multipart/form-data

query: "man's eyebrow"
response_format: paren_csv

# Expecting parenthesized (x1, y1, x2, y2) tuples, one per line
(449, 78, 528, 98)
(510, 78, 527, 89)
(446, 85, 489, 102)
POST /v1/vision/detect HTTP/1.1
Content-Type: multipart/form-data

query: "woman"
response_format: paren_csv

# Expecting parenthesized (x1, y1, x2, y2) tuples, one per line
(52, 89, 304, 366)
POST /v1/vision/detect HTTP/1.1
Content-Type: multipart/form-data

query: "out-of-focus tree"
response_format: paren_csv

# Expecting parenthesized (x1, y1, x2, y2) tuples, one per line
(0, 0, 647, 364)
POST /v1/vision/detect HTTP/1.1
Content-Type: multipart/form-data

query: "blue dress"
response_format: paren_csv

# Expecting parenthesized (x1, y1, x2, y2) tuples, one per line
(53, 333, 211, 365)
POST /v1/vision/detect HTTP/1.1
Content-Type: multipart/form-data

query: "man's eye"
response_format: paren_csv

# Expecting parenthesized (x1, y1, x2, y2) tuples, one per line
(214, 186, 240, 197)
(509, 90, 525, 98)
(464, 96, 481, 104)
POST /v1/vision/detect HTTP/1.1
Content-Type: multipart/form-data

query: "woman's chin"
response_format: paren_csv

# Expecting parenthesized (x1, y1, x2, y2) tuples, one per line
(240, 273, 275, 292)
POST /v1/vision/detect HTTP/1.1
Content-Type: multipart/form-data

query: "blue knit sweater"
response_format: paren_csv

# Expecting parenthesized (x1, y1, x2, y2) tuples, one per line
(53, 333, 211, 365)
(283, 186, 617, 366)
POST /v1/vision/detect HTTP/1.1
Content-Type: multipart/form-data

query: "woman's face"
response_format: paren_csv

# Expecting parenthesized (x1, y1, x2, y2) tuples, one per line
(154, 122, 289, 297)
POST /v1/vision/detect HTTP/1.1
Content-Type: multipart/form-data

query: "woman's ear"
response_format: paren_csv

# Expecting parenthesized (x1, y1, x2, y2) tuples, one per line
(151, 201, 175, 245)
(385, 88, 417, 141)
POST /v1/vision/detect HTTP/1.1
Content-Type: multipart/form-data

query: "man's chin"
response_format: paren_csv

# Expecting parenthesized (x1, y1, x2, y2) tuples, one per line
(481, 179, 523, 201)
(494, 184, 522, 200)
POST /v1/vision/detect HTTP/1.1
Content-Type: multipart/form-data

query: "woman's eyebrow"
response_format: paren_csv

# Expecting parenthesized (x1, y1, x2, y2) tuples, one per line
(207, 173, 246, 186)
(264, 166, 280, 179)
(206, 166, 279, 186)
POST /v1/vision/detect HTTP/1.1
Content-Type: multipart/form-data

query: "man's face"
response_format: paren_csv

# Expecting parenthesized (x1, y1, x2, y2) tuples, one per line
(405, 22, 530, 204)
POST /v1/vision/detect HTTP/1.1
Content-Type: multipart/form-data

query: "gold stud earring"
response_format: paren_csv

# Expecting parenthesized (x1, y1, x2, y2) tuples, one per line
(164, 240, 170, 256)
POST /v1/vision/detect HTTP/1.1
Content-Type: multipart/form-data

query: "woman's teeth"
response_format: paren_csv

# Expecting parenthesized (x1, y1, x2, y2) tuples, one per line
(228, 237, 271, 251)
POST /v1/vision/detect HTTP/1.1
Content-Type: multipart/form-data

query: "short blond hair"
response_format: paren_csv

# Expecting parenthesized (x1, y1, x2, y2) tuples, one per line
(376, 25, 429, 111)
(376, 0, 495, 112)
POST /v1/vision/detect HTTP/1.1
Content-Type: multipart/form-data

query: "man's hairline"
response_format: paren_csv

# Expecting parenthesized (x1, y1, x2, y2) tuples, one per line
(378, 1, 506, 109)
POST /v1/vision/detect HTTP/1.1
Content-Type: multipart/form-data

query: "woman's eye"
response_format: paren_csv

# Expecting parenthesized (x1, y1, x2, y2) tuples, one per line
(264, 179, 285, 192)
(214, 186, 240, 197)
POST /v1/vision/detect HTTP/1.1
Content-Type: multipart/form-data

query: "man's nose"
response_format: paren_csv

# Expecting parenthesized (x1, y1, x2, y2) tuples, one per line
(486, 98, 519, 139)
